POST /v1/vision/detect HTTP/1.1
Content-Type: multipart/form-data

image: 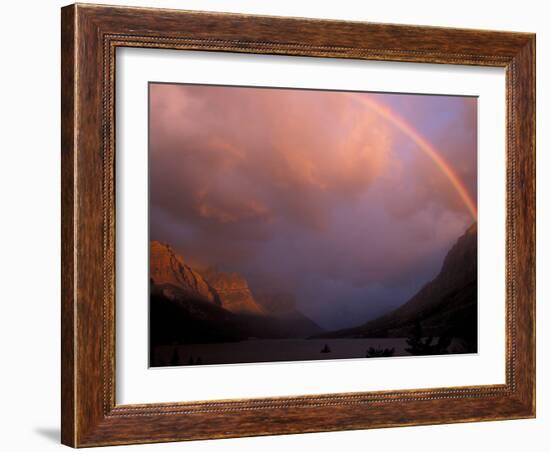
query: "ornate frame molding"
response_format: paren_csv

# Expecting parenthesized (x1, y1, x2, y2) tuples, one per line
(61, 4, 535, 447)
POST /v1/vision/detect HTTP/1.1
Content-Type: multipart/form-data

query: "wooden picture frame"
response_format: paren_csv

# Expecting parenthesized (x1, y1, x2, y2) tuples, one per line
(61, 3, 535, 447)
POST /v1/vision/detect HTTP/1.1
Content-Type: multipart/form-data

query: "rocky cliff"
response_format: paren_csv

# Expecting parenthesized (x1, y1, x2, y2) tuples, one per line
(150, 241, 264, 315)
(150, 241, 218, 305)
(149, 241, 323, 350)
(198, 268, 265, 315)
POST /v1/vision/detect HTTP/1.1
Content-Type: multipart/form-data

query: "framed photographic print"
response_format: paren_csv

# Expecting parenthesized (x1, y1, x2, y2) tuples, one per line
(61, 3, 536, 447)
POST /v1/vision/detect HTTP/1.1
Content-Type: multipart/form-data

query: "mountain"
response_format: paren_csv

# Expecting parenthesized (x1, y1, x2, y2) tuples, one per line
(271, 310, 325, 339)
(150, 241, 263, 315)
(318, 223, 478, 349)
(198, 268, 265, 315)
(150, 241, 218, 304)
(149, 241, 323, 354)
(252, 289, 323, 338)
(150, 283, 324, 348)
(150, 281, 243, 345)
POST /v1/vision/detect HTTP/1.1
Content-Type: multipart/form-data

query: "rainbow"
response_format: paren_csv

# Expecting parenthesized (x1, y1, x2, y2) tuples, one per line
(350, 94, 477, 220)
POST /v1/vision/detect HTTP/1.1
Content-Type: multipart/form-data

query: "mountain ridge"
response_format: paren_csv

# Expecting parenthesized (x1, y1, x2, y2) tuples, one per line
(149, 240, 323, 352)
(316, 223, 477, 349)
(151, 240, 265, 315)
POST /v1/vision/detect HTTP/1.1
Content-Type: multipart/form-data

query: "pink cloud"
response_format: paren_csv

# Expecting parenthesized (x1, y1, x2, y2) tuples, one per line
(149, 83, 477, 328)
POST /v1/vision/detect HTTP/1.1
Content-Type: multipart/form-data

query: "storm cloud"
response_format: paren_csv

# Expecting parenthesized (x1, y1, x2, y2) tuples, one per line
(149, 83, 477, 329)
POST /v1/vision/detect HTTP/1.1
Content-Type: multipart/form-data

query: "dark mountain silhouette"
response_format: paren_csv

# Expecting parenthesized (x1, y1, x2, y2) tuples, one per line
(317, 223, 477, 352)
(251, 289, 322, 338)
(149, 241, 323, 357)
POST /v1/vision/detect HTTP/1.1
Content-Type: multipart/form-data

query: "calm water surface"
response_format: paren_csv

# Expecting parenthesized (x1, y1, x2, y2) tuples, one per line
(152, 338, 411, 366)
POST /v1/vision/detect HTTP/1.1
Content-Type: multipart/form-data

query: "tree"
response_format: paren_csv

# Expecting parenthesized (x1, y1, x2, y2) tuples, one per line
(405, 320, 451, 356)
(366, 347, 395, 358)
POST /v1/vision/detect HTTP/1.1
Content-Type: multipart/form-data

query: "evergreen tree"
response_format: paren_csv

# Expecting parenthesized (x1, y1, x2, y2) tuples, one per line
(366, 347, 395, 358)
(405, 320, 451, 355)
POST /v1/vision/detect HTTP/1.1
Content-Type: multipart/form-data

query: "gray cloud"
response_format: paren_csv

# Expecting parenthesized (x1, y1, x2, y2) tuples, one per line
(149, 84, 476, 329)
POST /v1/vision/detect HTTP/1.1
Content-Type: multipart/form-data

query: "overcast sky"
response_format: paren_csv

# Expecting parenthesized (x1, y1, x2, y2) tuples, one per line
(149, 83, 477, 329)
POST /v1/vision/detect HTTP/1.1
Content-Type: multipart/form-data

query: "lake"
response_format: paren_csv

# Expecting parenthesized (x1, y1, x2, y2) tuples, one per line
(151, 338, 411, 367)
